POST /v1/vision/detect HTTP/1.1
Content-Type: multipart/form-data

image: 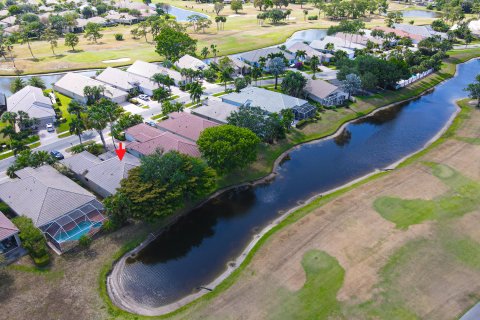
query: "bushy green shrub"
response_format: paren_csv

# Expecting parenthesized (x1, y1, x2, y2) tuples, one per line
(114, 33, 123, 41)
(307, 15, 318, 20)
(78, 234, 92, 248)
(12, 216, 50, 266)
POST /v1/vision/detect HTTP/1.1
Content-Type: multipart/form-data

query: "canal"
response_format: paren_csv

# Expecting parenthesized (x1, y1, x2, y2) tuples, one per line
(113, 59, 480, 309)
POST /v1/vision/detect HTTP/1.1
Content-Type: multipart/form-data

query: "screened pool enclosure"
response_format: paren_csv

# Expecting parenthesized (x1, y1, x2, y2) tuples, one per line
(40, 202, 106, 252)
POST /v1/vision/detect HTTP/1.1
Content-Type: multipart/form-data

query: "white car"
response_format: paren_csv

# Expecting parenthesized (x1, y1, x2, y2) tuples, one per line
(138, 94, 150, 101)
(46, 123, 54, 132)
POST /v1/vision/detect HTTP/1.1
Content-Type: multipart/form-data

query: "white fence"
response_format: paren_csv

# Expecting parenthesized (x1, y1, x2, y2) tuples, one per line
(395, 68, 434, 89)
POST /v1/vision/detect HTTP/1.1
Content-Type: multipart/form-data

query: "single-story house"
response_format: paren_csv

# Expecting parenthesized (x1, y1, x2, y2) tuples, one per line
(62, 151, 140, 198)
(0, 165, 106, 254)
(239, 47, 296, 67)
(96, 67, 158, 96)
(3, 24, 19, 36)
(372, 26, 424, 44)
(175, 54, 208, 71)
(310, 36, 365, 59)
(7, 85, 56, 128)
(221, 87, 316, 120)
(125, 123, 201, 157)
(335, 32, 383, 47)
(54, 72, 129, 104)
(0, 16, 16, 27)
(125, 122, 164, 142)
(0, 211, 22, 260)
(287, 42, 330, 62)
(191, 99, 238, 124)
(304, 79, 347, 107)
(0, 9, 9, 16)
(115, 0, 151, 11)
(156, 112, 218, 142)
(127, 60, 184, 86)
(75, 17, 110, 32)
(392, 23, 447, 40)
(453, 19, 480, 36)
(105, 11, 138, 25)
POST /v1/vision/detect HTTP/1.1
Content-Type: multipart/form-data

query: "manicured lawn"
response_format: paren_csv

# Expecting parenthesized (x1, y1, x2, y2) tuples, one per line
(48, 91, 73, 133)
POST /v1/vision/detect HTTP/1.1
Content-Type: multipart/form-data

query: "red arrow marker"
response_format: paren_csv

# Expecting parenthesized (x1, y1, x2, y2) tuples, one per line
(115, 142, 126, 161)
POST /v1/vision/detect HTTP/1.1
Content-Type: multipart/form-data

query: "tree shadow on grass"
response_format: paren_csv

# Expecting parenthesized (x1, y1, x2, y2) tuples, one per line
(0, 271, 14, 302)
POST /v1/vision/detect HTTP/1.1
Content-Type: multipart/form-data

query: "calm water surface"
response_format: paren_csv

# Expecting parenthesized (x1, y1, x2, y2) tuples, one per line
(117, 59, 480, 308)
(401, 9, 441, 18)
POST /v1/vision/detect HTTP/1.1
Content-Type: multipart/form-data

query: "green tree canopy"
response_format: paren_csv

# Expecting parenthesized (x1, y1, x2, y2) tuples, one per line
(197, 124, 260, 173)
(155, 25, 197, 62)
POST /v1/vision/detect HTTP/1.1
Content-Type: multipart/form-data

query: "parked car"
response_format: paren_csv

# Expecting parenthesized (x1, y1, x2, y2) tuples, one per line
(46, 123, 54, 132)
(50, 150, 64, 160)
(145, 121, 157, 127)
(138, 94, 150, 101)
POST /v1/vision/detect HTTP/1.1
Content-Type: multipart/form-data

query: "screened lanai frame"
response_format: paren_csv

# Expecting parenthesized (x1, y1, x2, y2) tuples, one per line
(40, 202, 106, 252)
(293, 103, 317, 120)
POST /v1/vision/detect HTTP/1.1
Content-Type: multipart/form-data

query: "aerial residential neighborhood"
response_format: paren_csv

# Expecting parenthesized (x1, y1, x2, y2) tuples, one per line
(1, 0, 480, 319)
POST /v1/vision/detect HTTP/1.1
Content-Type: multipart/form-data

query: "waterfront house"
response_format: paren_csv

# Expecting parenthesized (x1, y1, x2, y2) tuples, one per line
(62, 151, 140, 198)
(175, 54, 208, 71)
(0, 212, 22, 261)
(238, 47, 296, 67)
(191, 99, 239, 124)
(7, 85, 56, 128)
(0, 165, 105, 254)
(156, 112, 218, 142)
(287, 42, 331, 62)
(304, 79, 348, 107)
(310, 36, 365, 59)
(221, 87, 316, 120)
(125, 123, 201, 157)
(392, 23, 447, 40)
(105, 11, 138, 25)
(54, 72, 129, 104)
(96, 67, 157, 96)
(127, 60, 184, 86)
(371, 26, 424, 44)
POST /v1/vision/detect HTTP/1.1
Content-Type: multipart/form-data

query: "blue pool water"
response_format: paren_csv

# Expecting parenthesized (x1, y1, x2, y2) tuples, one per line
(55, 221, 102, 242)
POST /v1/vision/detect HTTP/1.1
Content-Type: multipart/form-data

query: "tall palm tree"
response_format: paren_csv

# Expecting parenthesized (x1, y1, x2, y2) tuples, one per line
(268, 57, 286, 89)
(68, 100, 85, 118)
(189, 81, 203, 104)
(295, 50, 307, 61)
(10, 78, 25, 93)
(217, 67, 233, 91)
(69, 116, 86, 146)
(27, 76, 46, 89)
(86, 104, 108, 149)
(1, 125, 16, 147)
(210, 44, 218, 58)
(99, 99, 122, 149)
(1, 111, 18, 126)
(310, 55, 320, 78)
(251, 66, 262, 86)
(201, 46, 210, 59)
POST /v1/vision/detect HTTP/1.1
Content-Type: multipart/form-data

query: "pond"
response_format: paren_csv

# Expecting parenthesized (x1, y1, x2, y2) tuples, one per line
(400, 9, 441, 18)
(0, 70, 97, 97)
(167, 5, 209, 22)
(113, 59, 480, 310)
(284, 28, 328, 47)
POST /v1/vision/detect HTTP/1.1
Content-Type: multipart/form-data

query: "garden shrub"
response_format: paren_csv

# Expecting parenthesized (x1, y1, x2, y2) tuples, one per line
(114, 33, 123, 41)
(12, 216, 50, 266)
(308, 15, 318, 20)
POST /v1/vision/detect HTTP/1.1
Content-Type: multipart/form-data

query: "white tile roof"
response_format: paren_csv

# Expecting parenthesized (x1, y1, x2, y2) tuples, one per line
(96, 67, 157, 92)
(0, 211, 18, 241)
(192, 99, 238, 124)
(175, 54, 208, 71)
(7, 85, 55, 120)
(127, 60, 183, 83)
(304, 79, 342, 99)
(310, 35, 365, 52)
(0, 165, 97, 227)
(63, 151, 139, 196)
(221, 87, 308, 114)
(54, 72, 128, 100)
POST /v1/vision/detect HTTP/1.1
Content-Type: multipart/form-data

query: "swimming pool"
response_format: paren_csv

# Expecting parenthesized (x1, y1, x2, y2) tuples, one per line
(54, 221, 103, 243)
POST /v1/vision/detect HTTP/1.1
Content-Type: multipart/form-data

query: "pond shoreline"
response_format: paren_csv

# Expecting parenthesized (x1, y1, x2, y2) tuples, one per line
(106, 58, 468, 316)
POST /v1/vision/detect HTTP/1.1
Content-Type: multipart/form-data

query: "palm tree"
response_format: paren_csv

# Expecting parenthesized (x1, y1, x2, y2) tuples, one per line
(11, 139, 28, 155)
(268, 57, 286, 89)
(10, 78, 25, 93)
(69, 116, 86, 145)
(17, 24, 35, 59)
(1, 125, 16, 146)
(251, 66, 262, 86)
(217, 67, 233, 91)
(295, 50, 307, 61)
(1, 111, 18, 126)
(189, 81, 203, 104)
(151, 73, 175, 91)
(99, 99, 122, 149)
(67, 100, 84, 118)
(210, 44, 218, 58)
(86, 104, 108, 149)
(201, 46, 210, 59)
(27, 76, 46, 89)
(310, 55, 320, 78)
(258, 56, 267, 69)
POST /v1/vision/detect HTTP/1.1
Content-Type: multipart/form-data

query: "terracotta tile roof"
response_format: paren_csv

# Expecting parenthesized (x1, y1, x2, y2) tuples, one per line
(127, 131, 201, 157)
(0, 211, 18, 241)
(156, 112, 218, 142)
(125, 123, 165, 142)
(372, 26, 424, 42)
